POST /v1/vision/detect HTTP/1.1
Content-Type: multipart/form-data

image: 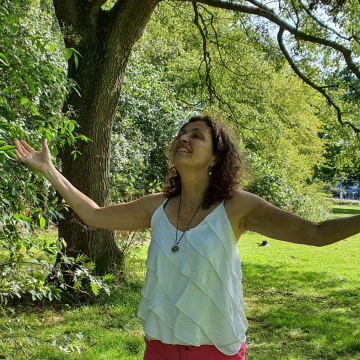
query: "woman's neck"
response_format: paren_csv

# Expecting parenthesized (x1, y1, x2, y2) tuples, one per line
(178, 171, 210, 209)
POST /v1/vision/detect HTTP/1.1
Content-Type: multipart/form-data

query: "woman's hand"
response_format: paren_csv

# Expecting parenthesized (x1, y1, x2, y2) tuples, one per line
(13, 138, 52, 174)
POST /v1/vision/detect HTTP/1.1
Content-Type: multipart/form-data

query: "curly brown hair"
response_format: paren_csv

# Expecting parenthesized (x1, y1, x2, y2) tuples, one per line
(162, 115, 242, 208)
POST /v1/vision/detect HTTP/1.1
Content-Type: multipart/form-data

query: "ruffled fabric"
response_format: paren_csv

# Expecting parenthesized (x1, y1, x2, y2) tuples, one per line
(137, 201, 248, 356)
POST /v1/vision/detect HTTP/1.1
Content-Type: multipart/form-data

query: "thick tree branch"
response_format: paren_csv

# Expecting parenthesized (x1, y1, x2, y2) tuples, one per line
(175, 0, 360, 80)
(52, 0, 81, 32)
(277, 27, 360, 134)
(90, 0, 108, 16)
(108, 0, 159, 43)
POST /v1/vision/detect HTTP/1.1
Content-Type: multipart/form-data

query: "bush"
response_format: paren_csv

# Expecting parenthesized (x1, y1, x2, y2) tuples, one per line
(244, 154, 331, 221)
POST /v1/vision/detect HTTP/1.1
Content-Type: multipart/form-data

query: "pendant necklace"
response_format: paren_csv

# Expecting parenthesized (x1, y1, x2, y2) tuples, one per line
(171, 194, 204, 253)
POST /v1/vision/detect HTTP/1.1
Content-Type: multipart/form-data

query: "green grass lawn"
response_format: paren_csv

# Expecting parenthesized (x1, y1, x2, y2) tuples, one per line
(2, 207, 360, 360)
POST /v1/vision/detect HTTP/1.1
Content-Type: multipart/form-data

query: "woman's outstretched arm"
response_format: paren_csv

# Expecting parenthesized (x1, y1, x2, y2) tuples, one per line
(13, 139, 164, 231)
(233, 190, 360, 247)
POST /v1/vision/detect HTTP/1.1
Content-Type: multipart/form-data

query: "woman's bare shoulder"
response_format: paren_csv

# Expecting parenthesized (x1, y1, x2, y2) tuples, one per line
(226, 189, 265, 217)
(138, 192, 168, 216)
(230, 189, 263, 203)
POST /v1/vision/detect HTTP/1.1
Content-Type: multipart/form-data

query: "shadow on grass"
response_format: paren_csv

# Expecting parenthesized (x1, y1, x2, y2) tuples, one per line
(242, 262, 360, 359)
(332, 207, 360, 215)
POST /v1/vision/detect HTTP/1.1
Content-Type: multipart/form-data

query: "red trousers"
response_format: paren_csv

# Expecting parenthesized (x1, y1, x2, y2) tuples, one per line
(143, 337, 246, 360)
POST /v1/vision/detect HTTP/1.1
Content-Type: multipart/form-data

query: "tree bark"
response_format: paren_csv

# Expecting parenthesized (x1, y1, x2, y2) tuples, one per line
(52, 0, 159, 275)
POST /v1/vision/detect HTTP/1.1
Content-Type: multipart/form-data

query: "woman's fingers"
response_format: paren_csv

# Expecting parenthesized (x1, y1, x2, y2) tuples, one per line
(41, 138, 48, 151)
(13, 139, 51, 170)
(19, 139, 36, 153)
(14, 140, 29, 158)
(13, 149, 25, 162)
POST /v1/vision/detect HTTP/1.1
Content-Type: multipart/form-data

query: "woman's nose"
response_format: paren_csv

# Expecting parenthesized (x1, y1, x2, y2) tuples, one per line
(179, 134, 189, 143)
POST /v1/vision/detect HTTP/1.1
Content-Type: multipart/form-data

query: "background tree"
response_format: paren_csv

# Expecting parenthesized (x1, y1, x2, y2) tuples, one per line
(110, 53, 184, 203)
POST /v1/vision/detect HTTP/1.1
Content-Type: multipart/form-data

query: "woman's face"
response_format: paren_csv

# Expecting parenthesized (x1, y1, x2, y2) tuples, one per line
(171, 121, 217, 171)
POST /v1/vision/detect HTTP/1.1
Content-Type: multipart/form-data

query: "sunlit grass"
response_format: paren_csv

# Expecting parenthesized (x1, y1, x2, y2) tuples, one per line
(238, 233, 360, 360)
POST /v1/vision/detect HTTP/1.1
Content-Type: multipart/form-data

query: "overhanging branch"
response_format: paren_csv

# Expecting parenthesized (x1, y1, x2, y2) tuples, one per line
(277, 27, 360, 134)
(175, 0, 360, 80)
(191, 3, 262, 131)
(192, 3, 213, 102)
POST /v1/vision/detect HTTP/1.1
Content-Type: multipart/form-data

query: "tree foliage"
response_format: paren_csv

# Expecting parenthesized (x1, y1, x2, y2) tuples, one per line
(175, 0, 360, 133)
(0, 0, 109, 315)
(110, 53, 185, 201)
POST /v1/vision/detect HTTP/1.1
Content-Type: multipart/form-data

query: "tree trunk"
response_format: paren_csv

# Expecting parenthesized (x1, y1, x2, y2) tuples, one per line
(52, 0, 159, 275)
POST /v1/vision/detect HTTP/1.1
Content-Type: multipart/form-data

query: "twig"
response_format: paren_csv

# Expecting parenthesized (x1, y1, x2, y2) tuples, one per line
(298, 0, 351, 41)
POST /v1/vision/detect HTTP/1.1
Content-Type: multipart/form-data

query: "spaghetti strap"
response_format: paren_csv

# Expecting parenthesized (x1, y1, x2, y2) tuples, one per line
(163, 198, 170, 210)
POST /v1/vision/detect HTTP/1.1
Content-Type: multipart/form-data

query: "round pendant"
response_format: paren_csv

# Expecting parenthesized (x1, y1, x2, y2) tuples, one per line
(171, 245, 179, 253)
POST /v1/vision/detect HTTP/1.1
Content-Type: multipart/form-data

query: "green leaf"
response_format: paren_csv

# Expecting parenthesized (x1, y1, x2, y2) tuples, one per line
(69, 122, 75, 133)
(5, 150, 17, 159)
(102, 274, 115, 282)
(0, 145, 16, 151)
(39, 216, 46, 229)
(90, 282, 99, 296)
(0, 106, 15, 121)
(20, 216, 32, 222)
(14, 213, 22, 220)
(85, 261, 96, 270)
(0, 52, 9, 66)
(20, 97, 29, 105)
(10, 25, 18, 34)
(25, 77, 38, 97)
(65, 48, 72, 60)
(49, 44, 55, 52)
(43, 248, 56, 255)
(75, 253, 87, 262)
(70, 48, 82, 57)
(73, 281, 82, 290)
(32, 115, 47, 122)
(6, 224, 16, 231)
(74, 54, 78, 68)
(33, 273, 46, 281)
(51, 146, 59, 157)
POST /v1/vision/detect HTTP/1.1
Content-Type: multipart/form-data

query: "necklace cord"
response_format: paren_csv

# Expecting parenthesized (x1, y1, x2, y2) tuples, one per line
(175, 195, 204, 246)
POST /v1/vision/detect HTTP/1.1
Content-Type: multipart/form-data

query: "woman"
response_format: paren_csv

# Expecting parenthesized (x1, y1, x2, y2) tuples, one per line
(13, 115, 360, 360)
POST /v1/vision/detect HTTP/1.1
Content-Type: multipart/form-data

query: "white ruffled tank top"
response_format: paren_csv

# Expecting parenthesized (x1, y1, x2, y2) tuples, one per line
(137, 199, 248, 355)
